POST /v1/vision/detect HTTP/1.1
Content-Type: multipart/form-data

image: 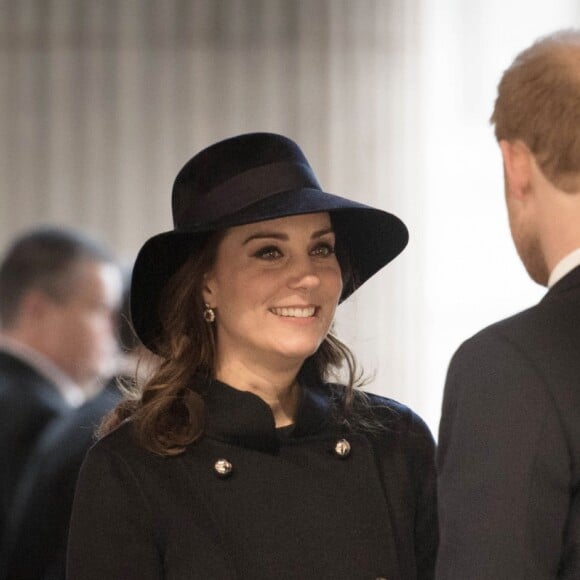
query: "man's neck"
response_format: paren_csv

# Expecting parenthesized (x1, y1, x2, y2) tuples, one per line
(548, 247, 580, 287)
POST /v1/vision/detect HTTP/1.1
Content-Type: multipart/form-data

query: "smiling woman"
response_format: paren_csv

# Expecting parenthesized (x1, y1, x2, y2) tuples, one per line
(66, 132, 438, 580)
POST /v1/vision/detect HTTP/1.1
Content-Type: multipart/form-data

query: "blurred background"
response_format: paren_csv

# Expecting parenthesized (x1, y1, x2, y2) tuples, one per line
(1, 0, 578, 436)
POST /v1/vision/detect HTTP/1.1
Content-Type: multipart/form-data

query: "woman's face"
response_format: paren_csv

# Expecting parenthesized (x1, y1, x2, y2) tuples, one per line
(203, 212, 343, 371)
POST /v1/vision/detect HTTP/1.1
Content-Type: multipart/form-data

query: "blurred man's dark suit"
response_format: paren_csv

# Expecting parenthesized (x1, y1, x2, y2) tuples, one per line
(0, 350, 69, 544)
(437, 264, 580, 579)
(0, 382, 120, 580)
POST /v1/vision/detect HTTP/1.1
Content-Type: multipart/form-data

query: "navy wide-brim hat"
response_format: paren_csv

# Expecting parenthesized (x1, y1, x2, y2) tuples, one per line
(131, 132, 408, 352)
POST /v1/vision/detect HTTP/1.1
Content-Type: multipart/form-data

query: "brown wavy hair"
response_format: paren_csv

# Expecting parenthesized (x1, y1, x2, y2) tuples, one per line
(100, 226, 369, 456)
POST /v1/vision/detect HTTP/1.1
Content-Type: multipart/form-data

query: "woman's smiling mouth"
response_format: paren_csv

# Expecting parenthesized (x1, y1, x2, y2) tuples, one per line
(270, 306, 317, 318)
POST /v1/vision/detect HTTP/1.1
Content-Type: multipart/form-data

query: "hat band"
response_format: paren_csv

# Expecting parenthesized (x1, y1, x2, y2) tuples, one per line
(174, 161, 321, 226)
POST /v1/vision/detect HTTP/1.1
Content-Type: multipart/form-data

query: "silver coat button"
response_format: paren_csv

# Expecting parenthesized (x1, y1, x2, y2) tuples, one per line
(214, 458, 233, 478)
(334, 438, 351, 458)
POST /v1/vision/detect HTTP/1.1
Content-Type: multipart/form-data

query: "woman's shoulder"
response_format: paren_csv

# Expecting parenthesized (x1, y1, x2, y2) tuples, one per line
(84, 419, 152, 466)
(349, 390, 436, 479)
(349, 389, 434, 442)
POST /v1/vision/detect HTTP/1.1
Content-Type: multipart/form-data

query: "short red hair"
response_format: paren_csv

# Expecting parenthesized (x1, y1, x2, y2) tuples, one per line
(491, 29, 580, 192)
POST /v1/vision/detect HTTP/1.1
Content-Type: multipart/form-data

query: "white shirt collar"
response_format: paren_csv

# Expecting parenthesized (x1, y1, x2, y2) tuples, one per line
(548, 247, 580, 288)
(0, 335, 86, 407)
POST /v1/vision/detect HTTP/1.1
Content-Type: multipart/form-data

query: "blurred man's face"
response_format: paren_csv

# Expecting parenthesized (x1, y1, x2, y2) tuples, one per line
(44, 260, 123, 388)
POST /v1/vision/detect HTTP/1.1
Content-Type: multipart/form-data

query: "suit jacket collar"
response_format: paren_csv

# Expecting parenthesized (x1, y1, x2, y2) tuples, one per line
(0, 339, 84, 407)
(199, 369, 337, 453)
(542, 264, 580, 304)
(0, 350, 70, 413)
(0, 349, 52, 387)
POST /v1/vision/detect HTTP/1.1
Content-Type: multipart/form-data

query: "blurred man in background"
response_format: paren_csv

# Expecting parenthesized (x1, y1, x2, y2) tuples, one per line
(0, 226, 122, 558)
(437, 30, 580, 579)
(0, 262, 137, 580)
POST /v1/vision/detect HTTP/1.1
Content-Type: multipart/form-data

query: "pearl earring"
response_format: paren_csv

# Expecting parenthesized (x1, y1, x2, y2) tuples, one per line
(203, 304, 216, 323)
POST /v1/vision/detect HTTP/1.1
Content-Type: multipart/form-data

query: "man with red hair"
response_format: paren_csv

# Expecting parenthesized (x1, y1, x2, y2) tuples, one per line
(437, 30, 580, 579)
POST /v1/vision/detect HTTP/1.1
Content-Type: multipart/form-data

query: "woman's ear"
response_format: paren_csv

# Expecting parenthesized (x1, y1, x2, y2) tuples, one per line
(201, 273, 215, 307)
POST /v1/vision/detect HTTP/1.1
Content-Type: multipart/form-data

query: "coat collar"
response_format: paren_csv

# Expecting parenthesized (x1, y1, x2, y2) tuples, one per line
(542, 264, 580, 304)
(199, 369, 338, 453)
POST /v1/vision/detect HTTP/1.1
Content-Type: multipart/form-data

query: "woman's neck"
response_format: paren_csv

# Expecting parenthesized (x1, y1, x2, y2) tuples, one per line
(215, 358, 302, 427)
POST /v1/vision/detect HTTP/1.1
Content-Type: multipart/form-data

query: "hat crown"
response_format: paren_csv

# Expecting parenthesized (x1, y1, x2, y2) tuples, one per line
(171, 133, 321, 229)
(131, 131, 409, 352)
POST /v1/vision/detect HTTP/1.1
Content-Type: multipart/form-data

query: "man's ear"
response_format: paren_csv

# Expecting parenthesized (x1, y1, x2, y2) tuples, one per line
(20, 289, 52, 319)
(499, 139, 533, 200)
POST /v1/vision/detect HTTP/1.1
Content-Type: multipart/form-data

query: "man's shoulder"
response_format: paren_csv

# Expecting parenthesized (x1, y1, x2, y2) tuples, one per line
(0, 350, 47, 386)
(462, 291, 579, 357)
(0, 349, 29, 374)
(468, 304, 539, 344)
(0, 351, 68, 428)
(448, 292, 580, 397)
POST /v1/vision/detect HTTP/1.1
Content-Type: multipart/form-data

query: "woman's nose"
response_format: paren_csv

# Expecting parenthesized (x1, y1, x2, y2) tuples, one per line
(287, 257, 321, 290)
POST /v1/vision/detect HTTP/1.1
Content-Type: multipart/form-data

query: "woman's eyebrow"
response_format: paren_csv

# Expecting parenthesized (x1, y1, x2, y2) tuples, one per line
(242, 232, 288, 245)
(242, 226, 334, 246)
(312, 227, 334, 238)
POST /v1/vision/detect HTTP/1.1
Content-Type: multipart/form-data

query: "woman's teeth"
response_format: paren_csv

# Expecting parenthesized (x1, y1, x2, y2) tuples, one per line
(270, 307, 316, 318)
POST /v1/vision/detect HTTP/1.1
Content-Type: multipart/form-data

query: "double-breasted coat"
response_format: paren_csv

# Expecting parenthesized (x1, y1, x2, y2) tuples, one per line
(67, 376, 437, 579)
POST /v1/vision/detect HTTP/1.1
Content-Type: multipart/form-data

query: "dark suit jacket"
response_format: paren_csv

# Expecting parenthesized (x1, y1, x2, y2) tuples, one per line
(0, 383, 120, 580)
(0, 351, 69, 544)
(437, 265, 580, 579)
(68, 377, 438, 579)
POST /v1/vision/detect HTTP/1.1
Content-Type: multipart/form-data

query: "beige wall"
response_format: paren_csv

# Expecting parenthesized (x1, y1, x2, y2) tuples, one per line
(0, 0, 423, 421)
(0, 0, 418, 260)
(3, 1, 579, 436)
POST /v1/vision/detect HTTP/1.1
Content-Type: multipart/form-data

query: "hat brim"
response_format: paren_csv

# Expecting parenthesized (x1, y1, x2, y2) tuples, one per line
(131, 188, 408, 352)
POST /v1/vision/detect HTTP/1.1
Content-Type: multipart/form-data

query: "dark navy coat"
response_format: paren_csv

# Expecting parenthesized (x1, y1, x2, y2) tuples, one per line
(437, 265, 580, 579)
(0, 351, 69, 543)
(68, 377, 437, 579)
(1, 383, 120, 580)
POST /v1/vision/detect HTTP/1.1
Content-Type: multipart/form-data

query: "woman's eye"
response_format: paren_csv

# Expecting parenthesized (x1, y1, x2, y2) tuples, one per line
(311, 243, 335, 257)
(254, 246, 282, 260)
